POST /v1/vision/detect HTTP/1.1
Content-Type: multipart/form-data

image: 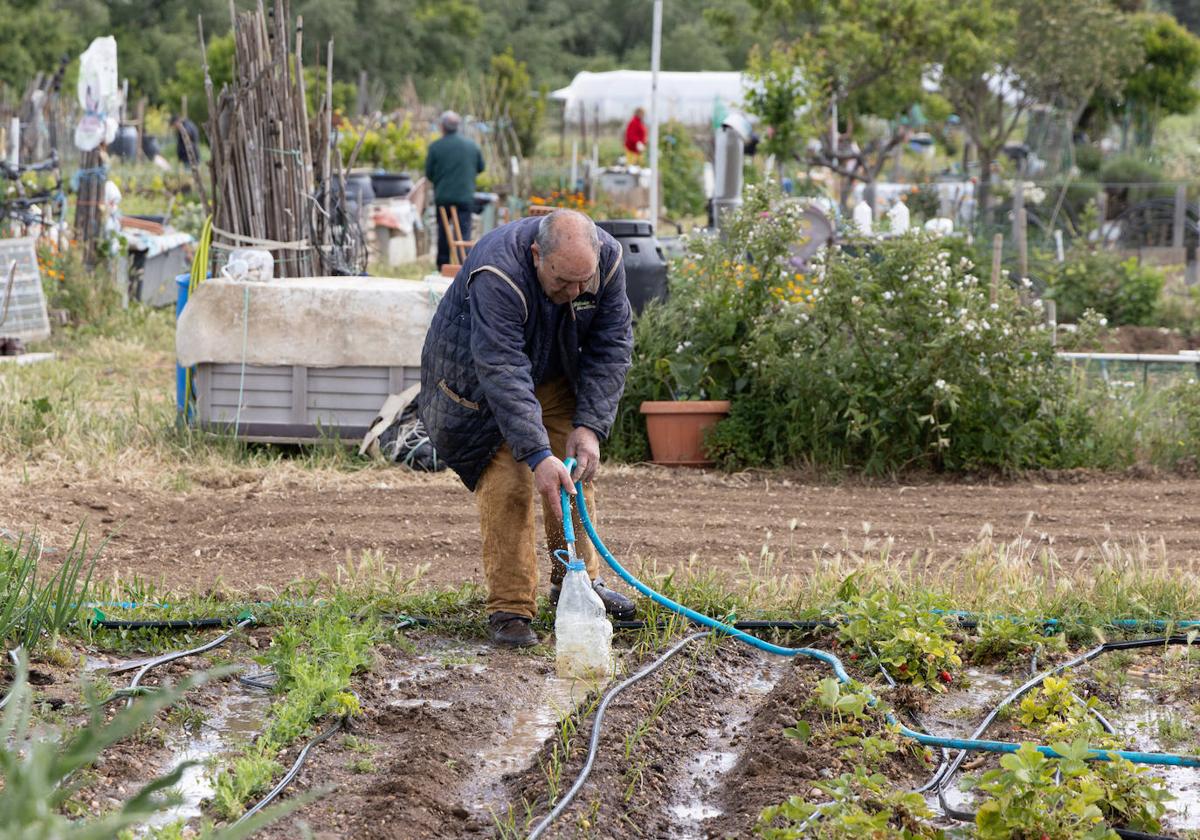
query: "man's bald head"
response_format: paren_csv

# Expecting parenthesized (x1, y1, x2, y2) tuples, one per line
(531, 210, 601, 305)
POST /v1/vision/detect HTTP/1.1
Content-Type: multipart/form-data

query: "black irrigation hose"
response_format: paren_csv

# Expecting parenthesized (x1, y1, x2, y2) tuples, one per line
(93, 617, 245, 630)
(868, 646, 954, 796)
(232, 710, 352, 827)
(238, 670, 278, 691)
(121, 618, 254, 708)
(525, 631, 711, 840)
(934, 636, 1196, 840)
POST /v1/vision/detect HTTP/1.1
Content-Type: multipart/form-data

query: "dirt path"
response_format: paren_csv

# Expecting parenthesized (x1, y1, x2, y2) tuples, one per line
(5, 466, 1200, 594)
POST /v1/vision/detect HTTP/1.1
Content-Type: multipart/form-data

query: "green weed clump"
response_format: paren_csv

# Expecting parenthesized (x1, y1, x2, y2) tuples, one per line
(757, 765, 941, 839)
(1044, 245, 1165, 325)
(0, 531, 94, 655)
(211, 604, 378, 819)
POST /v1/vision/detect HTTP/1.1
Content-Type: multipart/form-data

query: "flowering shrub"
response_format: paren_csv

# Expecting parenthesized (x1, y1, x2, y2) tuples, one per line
(608, 182, 1105, 472)
(1044, 245, 1164, 326)
(529, 190, 593, 211)
(607, 185, 814, 461)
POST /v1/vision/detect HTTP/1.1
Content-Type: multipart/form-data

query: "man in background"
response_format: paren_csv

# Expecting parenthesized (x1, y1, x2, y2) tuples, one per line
(425, 110, 485, 269)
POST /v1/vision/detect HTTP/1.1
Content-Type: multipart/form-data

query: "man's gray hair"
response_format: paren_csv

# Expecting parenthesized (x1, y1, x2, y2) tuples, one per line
(440, 110, 461, 133)
(535, 209, 601, 257)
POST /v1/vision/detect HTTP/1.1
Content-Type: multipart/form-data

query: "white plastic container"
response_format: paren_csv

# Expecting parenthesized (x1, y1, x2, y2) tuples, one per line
(555, 562, 613, 680)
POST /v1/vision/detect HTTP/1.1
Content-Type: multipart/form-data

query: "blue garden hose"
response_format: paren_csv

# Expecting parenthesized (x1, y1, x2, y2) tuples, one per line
(559, 459, 1200, 770)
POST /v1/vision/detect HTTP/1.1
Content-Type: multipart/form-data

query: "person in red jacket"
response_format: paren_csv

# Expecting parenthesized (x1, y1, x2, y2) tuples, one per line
(624, 107, 647, 162)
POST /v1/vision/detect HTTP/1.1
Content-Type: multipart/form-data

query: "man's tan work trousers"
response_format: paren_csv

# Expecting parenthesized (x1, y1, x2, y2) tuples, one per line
(476, 378, 600, 619)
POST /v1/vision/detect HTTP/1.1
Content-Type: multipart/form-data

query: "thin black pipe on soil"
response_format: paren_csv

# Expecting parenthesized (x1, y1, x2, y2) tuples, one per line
(93, 617, 243, 630)
(525, 631, 711, 840)
(120, 618, 254, 708)
(232, 708, 352, 827)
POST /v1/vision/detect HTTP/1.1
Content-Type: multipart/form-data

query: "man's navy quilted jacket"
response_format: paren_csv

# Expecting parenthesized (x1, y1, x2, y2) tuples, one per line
(418, 216, 634, 491)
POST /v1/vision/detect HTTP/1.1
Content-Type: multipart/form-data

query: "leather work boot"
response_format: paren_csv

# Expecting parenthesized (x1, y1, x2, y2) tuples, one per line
(488, 612, 539, 648)
(550, 578, 637, 621)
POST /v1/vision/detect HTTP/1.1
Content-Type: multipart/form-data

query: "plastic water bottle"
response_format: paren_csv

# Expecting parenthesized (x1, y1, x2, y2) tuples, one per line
(555, 559, 613, 680)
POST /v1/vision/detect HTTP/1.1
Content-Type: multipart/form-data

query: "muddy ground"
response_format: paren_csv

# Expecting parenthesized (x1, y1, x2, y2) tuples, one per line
(5, 467, 1200, 595)
(32, 626, 1199, 839)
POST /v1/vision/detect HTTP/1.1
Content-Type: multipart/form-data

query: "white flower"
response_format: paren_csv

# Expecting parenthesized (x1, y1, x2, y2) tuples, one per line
(935, 379, 947, 390)
(883, 291, 895, 301)
(989, 303, 999, 311)
(1099, 316, 1108, 327)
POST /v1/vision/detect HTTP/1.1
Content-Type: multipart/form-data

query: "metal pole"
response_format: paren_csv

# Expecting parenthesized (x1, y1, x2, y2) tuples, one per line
(647, 0, 662, 226)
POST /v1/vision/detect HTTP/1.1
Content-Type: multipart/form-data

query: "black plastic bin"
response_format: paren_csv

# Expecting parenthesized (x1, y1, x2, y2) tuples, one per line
(596, 219, 668, 315)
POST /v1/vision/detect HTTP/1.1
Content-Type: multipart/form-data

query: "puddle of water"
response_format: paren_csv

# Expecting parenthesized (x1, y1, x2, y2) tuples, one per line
(390, 697, 453, 710)
(1111, 681, 1200, 832)
(388, 644, 491, 686)
(463, 674, 586, 811)
(924, 659, 1200, 832)
(141, 686, 269, 832)
(670, 654, 789, 839)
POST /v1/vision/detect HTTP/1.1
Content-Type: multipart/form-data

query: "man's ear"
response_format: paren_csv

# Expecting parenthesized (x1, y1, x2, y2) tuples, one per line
(530, 242, 541, 269)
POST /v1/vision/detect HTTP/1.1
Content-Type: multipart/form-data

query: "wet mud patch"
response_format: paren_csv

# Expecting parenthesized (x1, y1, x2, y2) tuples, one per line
(255, 634, 593, 839)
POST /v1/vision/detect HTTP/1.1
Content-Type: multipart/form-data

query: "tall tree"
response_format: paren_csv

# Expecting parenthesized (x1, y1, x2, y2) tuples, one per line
(1118, 12, 1200, 146)
(937, 0, 1142, 220)
(746, 0, 952, 209)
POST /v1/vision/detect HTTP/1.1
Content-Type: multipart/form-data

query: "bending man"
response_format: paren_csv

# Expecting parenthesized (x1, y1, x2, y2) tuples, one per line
(419, 209, 637, 647)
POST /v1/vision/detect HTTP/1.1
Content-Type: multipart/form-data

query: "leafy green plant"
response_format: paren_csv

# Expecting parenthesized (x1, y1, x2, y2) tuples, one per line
(0, 654, 293, 839)
(1017, 674, 1112, 744)
(836, 592, 962, 692)
(1045, 246, 1164, 325)
(758, 765, 942, 838)
(612, 182, 1099, 472)
(338, 117, 427, 173)
(970, 617, 1065, 666)
(968, 741, 1171, 838)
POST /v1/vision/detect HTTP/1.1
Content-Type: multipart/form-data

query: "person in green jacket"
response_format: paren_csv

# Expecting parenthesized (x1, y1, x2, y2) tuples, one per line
(425, 111, 485, 269)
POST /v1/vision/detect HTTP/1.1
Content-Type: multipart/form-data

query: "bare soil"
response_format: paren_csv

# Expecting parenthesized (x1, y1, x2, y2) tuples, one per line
(6, 467, 1200, 596)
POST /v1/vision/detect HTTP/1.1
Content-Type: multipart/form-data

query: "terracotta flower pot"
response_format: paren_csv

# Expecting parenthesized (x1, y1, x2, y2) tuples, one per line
(639, 400, 731, 466)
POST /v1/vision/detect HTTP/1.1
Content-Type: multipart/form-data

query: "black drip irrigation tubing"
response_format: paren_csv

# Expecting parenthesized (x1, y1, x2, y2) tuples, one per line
(120, 618, 254, 708)
(525, 631, 711, 840)
(104, 615, 360, 825)
(232, 699, 357, 827)
(929, 636, 1196, 840)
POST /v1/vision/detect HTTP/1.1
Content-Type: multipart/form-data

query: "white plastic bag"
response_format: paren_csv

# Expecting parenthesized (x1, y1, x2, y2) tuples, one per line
(220, 249, 274, 283)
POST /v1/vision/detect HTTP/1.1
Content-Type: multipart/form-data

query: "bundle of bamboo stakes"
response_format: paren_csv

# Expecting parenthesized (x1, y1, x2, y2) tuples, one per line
(204, 0, 354, 278)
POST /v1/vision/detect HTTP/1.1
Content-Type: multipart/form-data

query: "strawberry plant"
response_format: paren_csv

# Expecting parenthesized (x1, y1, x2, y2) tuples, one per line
(835, 592, 962, 692)
(1018, 675, 1108, 743)
(970, 616, 1066, 666)
(758, 766, 943, 839)
(967, 741, 1170, 838)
